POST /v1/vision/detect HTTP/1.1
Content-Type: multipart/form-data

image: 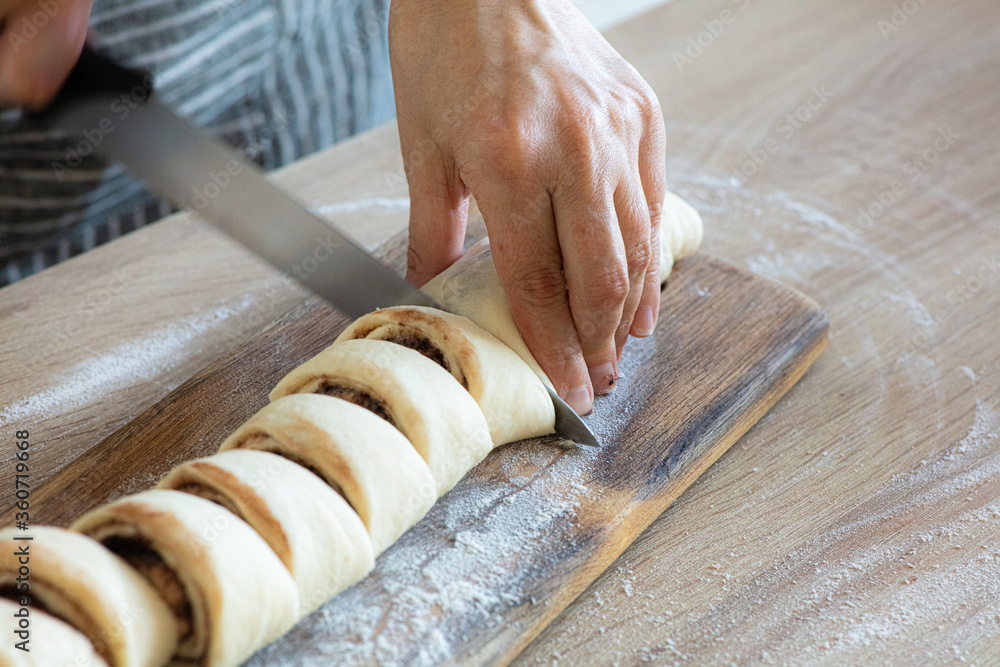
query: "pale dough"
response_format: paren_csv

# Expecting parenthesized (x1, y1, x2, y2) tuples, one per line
(0, 598, 108, 667)
(218, 393, 437, 555)
(0, 525, 177, 667)
(336, 305, 555, 446)
(157, 448, 375, 618)
(72, 489, 299, 667)
(270, 338, 494, 496)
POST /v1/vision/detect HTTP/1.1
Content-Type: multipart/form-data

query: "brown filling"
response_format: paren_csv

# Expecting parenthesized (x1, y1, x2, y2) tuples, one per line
(315, 381, 398, 429)
(173, 482, 243, 519)
(101, 536, 193, 640)
(0, 585, 57, 618)
(378, 330, 450, 373)
(1, 582, 112, 664)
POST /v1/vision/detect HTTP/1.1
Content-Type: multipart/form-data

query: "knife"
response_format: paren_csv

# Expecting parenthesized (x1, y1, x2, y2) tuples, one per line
(41, 46, 599, 448)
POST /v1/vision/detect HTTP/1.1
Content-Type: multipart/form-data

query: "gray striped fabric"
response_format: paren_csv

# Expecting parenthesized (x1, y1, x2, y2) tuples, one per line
(0, 0, 395, 286)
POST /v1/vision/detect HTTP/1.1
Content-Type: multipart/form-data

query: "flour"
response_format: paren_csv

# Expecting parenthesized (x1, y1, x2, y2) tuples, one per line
(0, 296, 256, 462)
(310, 197, 411, 216)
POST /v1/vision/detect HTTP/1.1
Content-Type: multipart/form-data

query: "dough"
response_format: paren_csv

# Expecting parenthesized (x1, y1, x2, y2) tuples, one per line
(156, 449, 375, 617)
(219, 394, 437, 554)
(336, 305, 555, 446)
(0, 525, 177, 667)
(72, 489, 299, 667)
(270, 339, 494, 495)
(0, 598, 108, 667)
(658, 190, 705, 281)
(422, 191, 704, 381)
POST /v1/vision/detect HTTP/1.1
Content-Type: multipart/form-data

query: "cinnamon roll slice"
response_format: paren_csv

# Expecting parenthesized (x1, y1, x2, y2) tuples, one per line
(0, 525, 177, 667)
(269, 339, 493, 495)
(336, 305, 555, 446)
(0, 598, 109, 667)
(72, 490, 299, 667)
(218, 394, 437, 554)
(157, 449, 374, 618)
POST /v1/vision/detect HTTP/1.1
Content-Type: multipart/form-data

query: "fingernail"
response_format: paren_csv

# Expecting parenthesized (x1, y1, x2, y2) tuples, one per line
(632, 306, 656, 337)
(588, 362, 617, 396)
(566, 384, 593, 416)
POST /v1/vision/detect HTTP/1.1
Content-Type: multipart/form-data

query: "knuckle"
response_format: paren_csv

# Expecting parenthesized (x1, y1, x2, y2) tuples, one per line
(507, 264, 566, 311)
(481, 123, 541, 181)
(626, 238, 654, 279)
(578, 263, 629, 312)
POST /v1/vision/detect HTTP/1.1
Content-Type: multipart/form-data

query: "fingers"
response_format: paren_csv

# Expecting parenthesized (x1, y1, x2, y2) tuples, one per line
(613, 173, 655, 360)
(403, 144, 470, 287)
(482, 186, 594, 415)
(0, 0, 93, 110)
(553, 180, 630, 397)
(630, 88, 667, 340)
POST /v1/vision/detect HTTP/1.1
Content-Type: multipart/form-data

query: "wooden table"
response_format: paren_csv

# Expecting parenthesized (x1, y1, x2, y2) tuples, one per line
(2, 0, 998, 662)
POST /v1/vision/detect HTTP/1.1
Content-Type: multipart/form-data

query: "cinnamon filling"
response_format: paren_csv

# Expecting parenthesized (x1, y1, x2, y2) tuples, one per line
(0, 585, 55, 616)
(315, 381, 398, 428)
(172, 482, 242, 519)
(101, 536, 193, 639)
(377, 330, 449, 372)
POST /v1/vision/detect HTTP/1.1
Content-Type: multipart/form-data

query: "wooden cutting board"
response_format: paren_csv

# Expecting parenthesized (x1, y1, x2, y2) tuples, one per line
(6, 228, 827, 665)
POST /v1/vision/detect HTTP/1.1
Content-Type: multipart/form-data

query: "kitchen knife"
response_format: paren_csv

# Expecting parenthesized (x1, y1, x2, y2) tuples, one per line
(41, 46, 599, 447)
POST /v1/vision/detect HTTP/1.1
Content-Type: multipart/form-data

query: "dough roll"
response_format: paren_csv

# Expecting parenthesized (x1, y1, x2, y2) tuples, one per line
(218, 394, 437, 554)
(0, 525, 177, 667)
(421, 191, 704, 382)
(0, 598, 109, 667)
(72, 489, 299, 667)
(336, 305, 555, 446)
(269, 339, 493, 495)
(156, 449, 374, 617)
(658, 190, 704, 280)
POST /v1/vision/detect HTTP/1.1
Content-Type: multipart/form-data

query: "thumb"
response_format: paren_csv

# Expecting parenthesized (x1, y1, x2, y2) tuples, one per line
(404, 147, 469, 287)
(0, 0, 94, 110)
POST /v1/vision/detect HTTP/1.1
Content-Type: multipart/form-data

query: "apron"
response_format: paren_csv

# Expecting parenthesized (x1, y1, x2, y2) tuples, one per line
(0, 0, 394, 285)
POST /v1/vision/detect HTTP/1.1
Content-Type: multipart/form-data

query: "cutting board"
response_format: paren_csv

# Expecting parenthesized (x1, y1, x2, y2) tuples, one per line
(6, 228, 827, 665)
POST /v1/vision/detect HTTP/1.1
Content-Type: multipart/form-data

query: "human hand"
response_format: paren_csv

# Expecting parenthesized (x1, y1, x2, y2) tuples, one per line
(390, 0, 665, 415)
(0, 0, 93, 109)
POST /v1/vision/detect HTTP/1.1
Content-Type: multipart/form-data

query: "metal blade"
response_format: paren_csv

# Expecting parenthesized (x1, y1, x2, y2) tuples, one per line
(54, 97, 435, 317)
(52, 95, 599, 447)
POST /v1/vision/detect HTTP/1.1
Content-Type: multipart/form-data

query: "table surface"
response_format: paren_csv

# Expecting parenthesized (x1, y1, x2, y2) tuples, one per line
(2, 0, 998, 663)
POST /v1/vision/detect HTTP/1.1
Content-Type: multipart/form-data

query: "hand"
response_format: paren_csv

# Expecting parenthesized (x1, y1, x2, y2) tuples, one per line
(390, 0, 665, 415)
(0, 0, 93, 109)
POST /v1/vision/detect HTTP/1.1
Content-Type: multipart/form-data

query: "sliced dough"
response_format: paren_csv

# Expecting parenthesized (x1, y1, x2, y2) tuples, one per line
(0, 598, 108, 667)
(269, 340, 493, 496)
(0, 525, 177, 667)
(156, 449, 374, 618)
(72, 489, 299, 667)
(422, 191, 704, 381)
(336, 305, 555, 446)
(219, 394, 437, 554)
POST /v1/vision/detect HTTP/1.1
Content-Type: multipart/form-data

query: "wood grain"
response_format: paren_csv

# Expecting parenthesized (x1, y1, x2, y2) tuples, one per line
(2, 231, 825, 663)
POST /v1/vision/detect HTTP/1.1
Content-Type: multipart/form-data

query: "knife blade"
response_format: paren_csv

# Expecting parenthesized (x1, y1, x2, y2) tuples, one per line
(43, 47, 599, 448)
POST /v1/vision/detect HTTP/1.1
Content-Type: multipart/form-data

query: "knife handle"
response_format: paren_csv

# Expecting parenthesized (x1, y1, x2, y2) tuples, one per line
(35, 45, 152, 122)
